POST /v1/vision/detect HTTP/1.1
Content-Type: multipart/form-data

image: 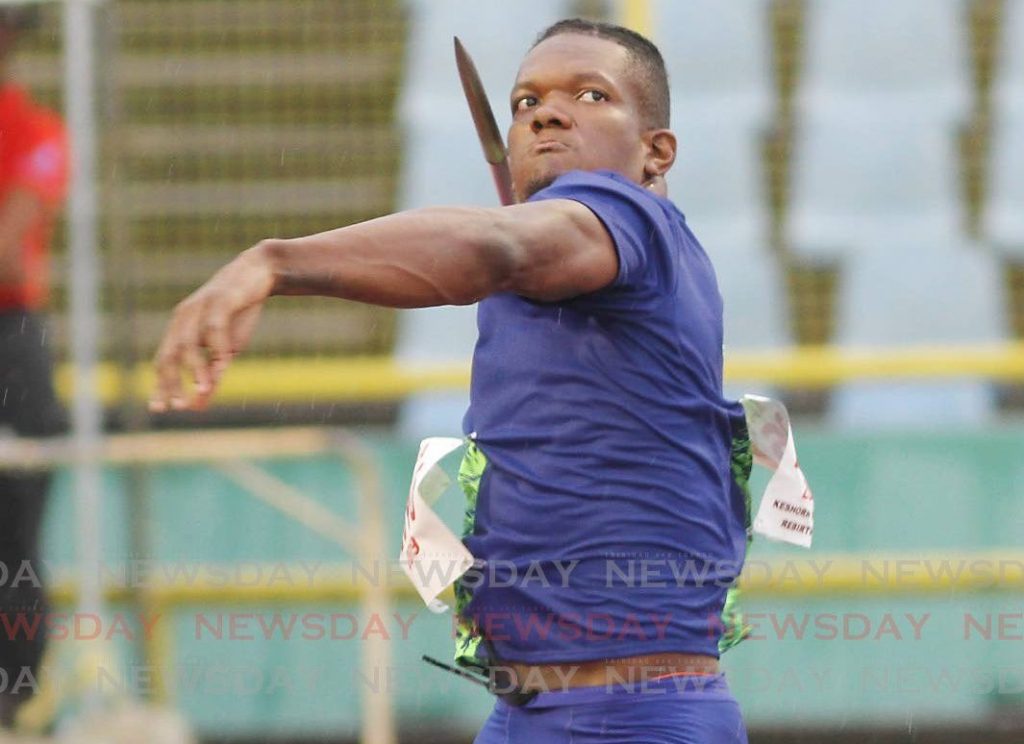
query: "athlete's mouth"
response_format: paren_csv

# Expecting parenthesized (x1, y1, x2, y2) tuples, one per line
(532, 140, 570, 154)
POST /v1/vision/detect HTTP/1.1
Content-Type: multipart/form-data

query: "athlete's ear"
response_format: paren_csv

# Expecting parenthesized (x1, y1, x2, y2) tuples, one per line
(642, 129, 677, 180)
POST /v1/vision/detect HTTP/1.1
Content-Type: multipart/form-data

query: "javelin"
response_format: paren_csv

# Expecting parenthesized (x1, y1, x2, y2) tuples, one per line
(454, 36, 516, 206)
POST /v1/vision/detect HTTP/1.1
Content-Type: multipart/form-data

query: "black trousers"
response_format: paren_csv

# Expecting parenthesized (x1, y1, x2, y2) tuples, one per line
(0, 310, 65, 698)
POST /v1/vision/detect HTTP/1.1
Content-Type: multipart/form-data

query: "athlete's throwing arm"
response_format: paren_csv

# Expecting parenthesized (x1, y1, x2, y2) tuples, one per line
(150, 196, 633, 411)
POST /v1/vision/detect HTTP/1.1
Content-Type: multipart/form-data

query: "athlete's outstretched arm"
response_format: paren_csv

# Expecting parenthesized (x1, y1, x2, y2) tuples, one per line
(150, 198, 616, 411)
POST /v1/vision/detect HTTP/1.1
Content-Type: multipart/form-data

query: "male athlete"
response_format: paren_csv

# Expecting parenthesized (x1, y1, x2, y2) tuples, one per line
(0, 5, 69, 728)
(152, 20, 751, 743)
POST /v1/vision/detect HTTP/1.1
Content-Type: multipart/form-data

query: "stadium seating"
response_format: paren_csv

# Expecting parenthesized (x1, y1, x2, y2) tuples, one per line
(789, 0, 971, 256)
(786, 0, 1005, 425)
(985, 0, 1024, 253)
(830, 235, 1006, 427)
(798, 0, 970, 123)
(788, 105, 966, 257)
(652, 0, 773, 128)
(26, 0, 408, 363)
(669, 110, 767, 240)
(986, 109, 1024, 254)
(24, 0, 1019, 423)
(993, 0, 1024, 116)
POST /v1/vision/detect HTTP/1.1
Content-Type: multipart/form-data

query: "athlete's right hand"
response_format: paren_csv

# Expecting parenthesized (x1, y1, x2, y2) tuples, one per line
(149, 244, 276, 412)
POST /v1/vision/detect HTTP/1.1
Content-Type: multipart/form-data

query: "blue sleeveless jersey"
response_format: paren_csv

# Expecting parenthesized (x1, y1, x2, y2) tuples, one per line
(459, 170, 749, 664)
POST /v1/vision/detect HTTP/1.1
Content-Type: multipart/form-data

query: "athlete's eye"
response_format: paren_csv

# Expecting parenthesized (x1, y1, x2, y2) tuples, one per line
(579, 90, 608, 103)
(513, 96, 538, 112)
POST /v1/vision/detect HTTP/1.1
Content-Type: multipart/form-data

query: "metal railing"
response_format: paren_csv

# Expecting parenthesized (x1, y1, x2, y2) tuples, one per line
(0, 427, 396, 744)
(47, 340, 1024, 408)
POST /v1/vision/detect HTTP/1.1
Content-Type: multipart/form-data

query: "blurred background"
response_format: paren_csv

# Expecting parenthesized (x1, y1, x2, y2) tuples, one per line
(2, 0, 1023, 742)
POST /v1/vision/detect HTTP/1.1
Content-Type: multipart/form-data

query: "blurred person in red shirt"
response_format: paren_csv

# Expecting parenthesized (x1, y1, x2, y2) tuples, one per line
(0, 5, 69, 727)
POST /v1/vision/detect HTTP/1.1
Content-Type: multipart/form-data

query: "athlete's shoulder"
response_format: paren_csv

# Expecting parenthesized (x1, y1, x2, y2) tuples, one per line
(524, 171, 687, 298)
(535, 169, 683, 225)
(533, 169, 656, 199)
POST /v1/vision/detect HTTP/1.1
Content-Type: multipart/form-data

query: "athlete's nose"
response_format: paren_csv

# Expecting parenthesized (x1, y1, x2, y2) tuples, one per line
(531, 101, 571, 132)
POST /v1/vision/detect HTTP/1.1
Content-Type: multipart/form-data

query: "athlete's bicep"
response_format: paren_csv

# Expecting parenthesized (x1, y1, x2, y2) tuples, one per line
(498, 199, 618, 302)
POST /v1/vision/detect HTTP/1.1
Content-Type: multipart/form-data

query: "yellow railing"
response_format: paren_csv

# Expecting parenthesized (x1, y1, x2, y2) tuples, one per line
(54, 342, 1024, 405)
(45, 550, 1024, 610)
(39, 550, 1022, 707)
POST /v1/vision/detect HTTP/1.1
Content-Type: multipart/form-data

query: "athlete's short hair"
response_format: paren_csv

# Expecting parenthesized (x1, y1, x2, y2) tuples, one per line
(532, 18, 671, 130)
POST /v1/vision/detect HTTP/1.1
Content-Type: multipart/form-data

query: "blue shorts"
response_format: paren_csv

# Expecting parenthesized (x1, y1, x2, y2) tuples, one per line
(473, 673, 748, 744)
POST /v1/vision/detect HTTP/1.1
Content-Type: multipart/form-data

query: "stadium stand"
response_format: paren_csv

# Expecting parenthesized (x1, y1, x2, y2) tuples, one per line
(14, 0, 1024, 420)
(986, 0, 1024, 254)
(829, 233, 1006, 427)
(27, 1, 408, 369)
(785, 0, 1007, 425)
(796, 0, 971, 122)
(9, 4, 1024, 740)
(788, 105, 966, 255)
(992, 0, 1024, 116)
(652, 0, 773, 126)
(987, 112, 1024, 254)
(789, 0, 971, 254)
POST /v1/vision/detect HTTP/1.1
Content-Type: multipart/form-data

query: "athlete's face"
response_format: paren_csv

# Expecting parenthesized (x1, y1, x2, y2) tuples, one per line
(507, 34, 664, 200)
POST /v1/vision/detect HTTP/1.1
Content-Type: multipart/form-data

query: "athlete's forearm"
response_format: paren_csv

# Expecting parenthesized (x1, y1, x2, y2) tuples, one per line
(260, 206, 517, 308)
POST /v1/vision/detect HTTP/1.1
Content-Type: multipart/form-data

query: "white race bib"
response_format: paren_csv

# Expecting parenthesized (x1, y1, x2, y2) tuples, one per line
(399, 437, 475, 612)
(741, 394, 814, 547)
